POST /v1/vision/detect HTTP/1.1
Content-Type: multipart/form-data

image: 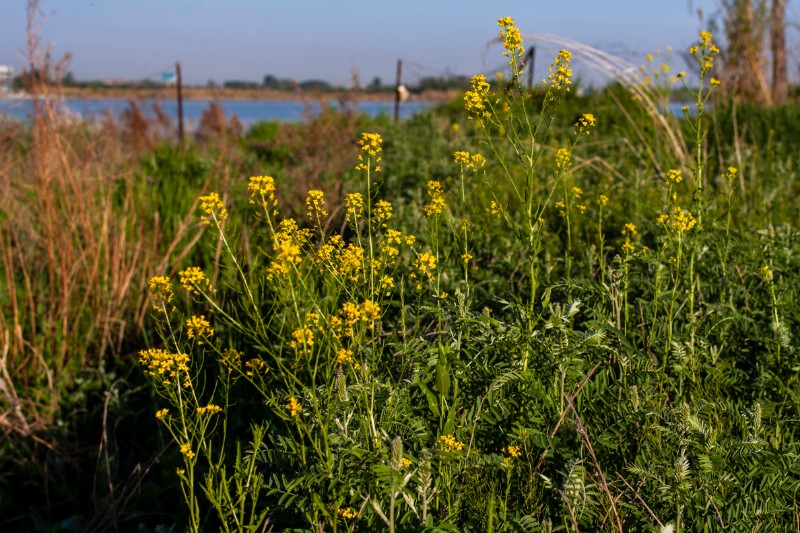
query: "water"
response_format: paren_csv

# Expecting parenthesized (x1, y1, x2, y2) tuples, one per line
(0, 97, 438, 128)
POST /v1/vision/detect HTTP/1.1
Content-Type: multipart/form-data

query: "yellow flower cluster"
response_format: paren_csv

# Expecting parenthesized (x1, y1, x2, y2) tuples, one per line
(453, 150, 486, 169)
(221, 348, 243, 371)
(337, 243, 365, 281)
(334, 299, 382, 336)
(759, 264, 773, 281)
(439, 434, 465, 452)
(139, 348, 190, 386)
(423, 180, 447, 217)
(285, 397, 302, 417)
(548, 50, 573, 91)
(487, 200, 502, 217)
(338, 507, 358, 520)
(248, 175, 277, 209)
(598, 194, 609, 207)
(180, 443, 196, 459)
(356, 132, 383, 172)
(464, 74, 491, 119)
(621, 222, 638, 254)
(401, 457, 412, 468)
(198, 192, 228, 225)
(373, 199, 393, 227)
(155, 408, 169, 420)
(657, 206, 697, 233)
(336, 348, 355, 365)
(575, 113, 596, 135)
(412, 252, 437, 283)
(666, 169, 683, 184)
(179, 266, 213, 295)
(186, 315, 214, 342)
(245, 358, 268, 377)
(497, 17, 524, 66)
(305, 190, 328, 222)
(266, 219, 309, 280)
(690, 30, 720, 75)
(555, 148, 572, 171)
(197, 404, 222, 415)
(503, 444, 522, 466)
(344, 192, 364, 218)
(288, 326, 314, 350)
(148, 276, 173, 312)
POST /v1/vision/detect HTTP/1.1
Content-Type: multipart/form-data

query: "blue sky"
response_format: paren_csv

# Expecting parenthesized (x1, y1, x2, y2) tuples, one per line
(0, 1, 737, 86)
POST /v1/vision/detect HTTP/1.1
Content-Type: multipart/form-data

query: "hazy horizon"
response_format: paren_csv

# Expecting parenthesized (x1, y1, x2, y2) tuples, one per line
(3, 0, 796, 89)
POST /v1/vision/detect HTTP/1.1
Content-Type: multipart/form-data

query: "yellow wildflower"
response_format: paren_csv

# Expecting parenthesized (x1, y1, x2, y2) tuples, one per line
(453, 150, 471, 166)
(622, 223, 638, 236)
(355, 132, 383, 172)
(373, 200, 393, 227)
(401, 457, 412, 468)
(759, 264, 773, 281)
(622, 238, 636, 255)
(361, 299, 381, 322)
(337, 244, 365, 281)
(245, 358, 268, 377)
(180, 443, 196, 459)
(196, 404, 222, 415)
(179, 266, 213, 295)
(659, 206, 697, 233)
(413, 252, 437, 281)
(288, 327, 314, 350)
(148, 276, 173, 312)
(344, 192, 364, 218)
(220, 348, 243, 371)
(248, 175, 277, 208)
(710, 78, 721, 87)
(666, 169, 683, 184)
(186, 315, 214, 342)
(155, 408, 169, 420)
(286, 397, 302, 417)
(464, 74, 491, 119)
(555, 148, 571, 171)
(198, 192, 228, 225)
(424, 180, 447, 217)
(305, 189, 328, 222)
(548, 50, 573, 91)
(598, 194, 609, 207)
(439, 434, 465, 452)
(337, 348, 355, 365)
(338, 507, 358, 520)
(498, 17, 524, 66)
(139, 349, 190, 382)
(575, 113, 596, 134)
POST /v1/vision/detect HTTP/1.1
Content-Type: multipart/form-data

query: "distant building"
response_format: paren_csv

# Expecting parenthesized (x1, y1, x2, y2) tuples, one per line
(0, 65, 13, 93)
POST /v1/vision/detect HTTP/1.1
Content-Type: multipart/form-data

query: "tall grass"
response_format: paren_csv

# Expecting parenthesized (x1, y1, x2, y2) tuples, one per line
(1, 13, 799, 532)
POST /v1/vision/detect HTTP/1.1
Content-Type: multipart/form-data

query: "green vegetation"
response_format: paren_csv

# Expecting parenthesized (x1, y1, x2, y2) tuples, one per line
(2, 17, 800, 533)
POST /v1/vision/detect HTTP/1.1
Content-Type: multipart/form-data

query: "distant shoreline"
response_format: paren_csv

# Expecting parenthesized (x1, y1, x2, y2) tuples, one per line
(53, 86, 461, 102)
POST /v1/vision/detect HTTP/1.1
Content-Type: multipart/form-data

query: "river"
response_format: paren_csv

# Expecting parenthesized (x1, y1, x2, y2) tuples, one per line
(0, 97, 439, 128)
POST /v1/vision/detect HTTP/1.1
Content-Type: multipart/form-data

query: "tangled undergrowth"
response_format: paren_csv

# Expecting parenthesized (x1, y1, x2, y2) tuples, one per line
(137, 19, 800, 532)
